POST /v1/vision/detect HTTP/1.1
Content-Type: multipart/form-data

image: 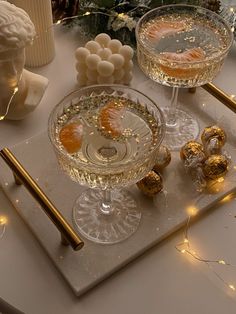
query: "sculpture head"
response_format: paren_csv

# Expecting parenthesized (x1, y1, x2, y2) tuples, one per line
(0, 1, 35, 52)
(0, 1, 48, 120)
(0, 1, 35, 101)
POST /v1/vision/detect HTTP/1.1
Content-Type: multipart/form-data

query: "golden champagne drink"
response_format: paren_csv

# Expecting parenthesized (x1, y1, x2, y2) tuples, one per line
(136, 5, 233, 150)
(49, 85, 165, 244)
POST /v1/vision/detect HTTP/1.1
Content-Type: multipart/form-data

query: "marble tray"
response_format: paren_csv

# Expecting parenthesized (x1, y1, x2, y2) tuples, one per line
(1, 116, 236, 296)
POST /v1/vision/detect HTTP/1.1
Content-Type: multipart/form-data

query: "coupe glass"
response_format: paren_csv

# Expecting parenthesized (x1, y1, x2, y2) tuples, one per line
(136, 4, 233, 150)
(48, 85, 165, 244)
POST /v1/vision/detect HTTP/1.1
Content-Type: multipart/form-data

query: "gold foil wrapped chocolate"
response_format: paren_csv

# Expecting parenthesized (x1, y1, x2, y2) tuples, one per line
(180, 126, 230, 191)
(153, 145, 171, 172)
(201, 125, 226, 146)
(180, 141, 207, 191)
(180, 141, 204, 161)
(201, 125, 226, 155)
(137, 171, 163, 197)
(203, 154, 229, 180)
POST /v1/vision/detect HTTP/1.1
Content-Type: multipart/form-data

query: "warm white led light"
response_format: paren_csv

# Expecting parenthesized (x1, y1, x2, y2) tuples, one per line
(229, 284, 235, 291)
(0, 216, 7, 225)
(186, 206, 198, 216)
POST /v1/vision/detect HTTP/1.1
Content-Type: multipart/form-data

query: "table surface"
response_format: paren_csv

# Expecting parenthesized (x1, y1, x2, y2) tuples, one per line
(0, 24, 236, 314)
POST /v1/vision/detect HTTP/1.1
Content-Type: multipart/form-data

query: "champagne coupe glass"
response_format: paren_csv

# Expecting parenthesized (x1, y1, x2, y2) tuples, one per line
(48, 85, 165, 244)
(136, 4, 233, 150)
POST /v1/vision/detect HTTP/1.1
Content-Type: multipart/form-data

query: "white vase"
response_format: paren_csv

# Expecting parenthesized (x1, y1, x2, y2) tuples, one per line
(9, 0, 56, 67)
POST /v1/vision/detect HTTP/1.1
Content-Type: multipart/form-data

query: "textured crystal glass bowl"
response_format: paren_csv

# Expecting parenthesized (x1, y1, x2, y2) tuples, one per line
(136, 4, 233, 88)
(135, 4, 233, 151)
(48, 84, 165, 244)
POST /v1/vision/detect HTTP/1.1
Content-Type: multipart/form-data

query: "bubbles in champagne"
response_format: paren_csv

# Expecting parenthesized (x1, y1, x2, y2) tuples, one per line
(137, 11, 232, 87)
(55, 94, 161, 189)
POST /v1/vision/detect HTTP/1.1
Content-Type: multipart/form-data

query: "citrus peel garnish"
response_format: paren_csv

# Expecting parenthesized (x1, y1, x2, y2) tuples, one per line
(59, 122, 83, 153)
(161, 47, 205, 62)
(159, 47, 206, 78)
(146, 21, 186, 43)
(99, 100, 125, 138)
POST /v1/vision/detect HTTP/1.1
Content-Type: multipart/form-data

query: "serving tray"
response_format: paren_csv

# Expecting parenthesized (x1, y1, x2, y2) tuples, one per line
(1, 52, 236, 294)
(1, 85, 236, 296)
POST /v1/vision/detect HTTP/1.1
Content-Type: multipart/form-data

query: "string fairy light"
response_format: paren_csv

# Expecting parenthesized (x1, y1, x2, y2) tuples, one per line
(2, 1, 235, 120)
(176, 191, 236, 293)
(1, 0, 236, 295)
(3, 0, 236, 120)
(53, 10, 114, 26)
(51, 1, 138, 27)
(0, 215, 7, 239)
(1, 1, 146, 119)
(0, 69, 23, 121)
(0, 86, 19, 121)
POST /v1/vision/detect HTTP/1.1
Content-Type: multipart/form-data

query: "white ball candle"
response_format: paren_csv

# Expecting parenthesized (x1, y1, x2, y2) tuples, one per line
(77, 73, 87, 86)
(124, 60, 134, 71)
(76, 62, 87, 72)
(97, 61, 114, 77)
(87, 79, 97, 86)
(75, 33, 134, 86)
(86, 54, 101, 70)
(85, 40, 101, 54)
(97, 48, 112, 60)
(86, 69, 98, 81)
(98, 75, 114, 84)
(108, 54, 125, 70)
(113, 69, 125, 81)
(119, 45, 134, 60)
(107, 39, 122, 53)
(75, 47, 90, 62)
(123, 71, 133, 84)
(95, 33, 111, 47)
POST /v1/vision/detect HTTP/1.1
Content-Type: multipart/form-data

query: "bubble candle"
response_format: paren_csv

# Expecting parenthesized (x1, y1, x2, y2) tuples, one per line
(75, 33, 134, 86)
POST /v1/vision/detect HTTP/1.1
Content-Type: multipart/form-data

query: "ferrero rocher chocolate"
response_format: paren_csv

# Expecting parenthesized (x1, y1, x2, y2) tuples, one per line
(180, 141, 204, 161)
(153, 145, 171, 172)
(137, 171, 163, 197)
(203, 154, 229, 180)
(201, 125, 226, 147)
(180, 141, 207, 190)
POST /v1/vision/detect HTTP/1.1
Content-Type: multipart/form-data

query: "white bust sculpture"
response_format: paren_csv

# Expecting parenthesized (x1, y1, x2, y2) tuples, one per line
(0, 1, 49, 120)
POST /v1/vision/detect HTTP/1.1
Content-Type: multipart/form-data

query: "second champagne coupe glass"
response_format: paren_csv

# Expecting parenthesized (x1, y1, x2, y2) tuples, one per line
(48, 85, 165, 244)
(136, 4, 233, 150)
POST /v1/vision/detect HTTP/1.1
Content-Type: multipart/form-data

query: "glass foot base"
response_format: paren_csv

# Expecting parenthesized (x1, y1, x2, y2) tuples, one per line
(162, 108, 199, 151)
(73, 189, 141, 244)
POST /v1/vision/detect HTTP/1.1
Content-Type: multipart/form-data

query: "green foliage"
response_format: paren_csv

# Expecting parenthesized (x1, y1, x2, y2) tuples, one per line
(54, 0, 223, 45)
(150, 0, 202, 8)
(93, 0, 116, 8)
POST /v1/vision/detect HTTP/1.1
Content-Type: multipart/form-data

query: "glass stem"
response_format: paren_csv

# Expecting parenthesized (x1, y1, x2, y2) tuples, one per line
(166, 87, 179, 127)
(100, 190, 113, 215)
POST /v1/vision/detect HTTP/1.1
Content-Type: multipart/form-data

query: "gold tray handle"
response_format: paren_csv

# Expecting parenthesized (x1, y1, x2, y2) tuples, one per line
(189, 83, 236, 114)
(202, 83, 236, 114)
(0, 148, 84, 251)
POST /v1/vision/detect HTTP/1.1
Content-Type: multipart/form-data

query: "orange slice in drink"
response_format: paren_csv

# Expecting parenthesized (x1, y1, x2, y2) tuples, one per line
(59, 122, 83, 154)
(146, 21, 186, 43)
(99, 100, 125, 138)
(159, 47, 206, 79)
